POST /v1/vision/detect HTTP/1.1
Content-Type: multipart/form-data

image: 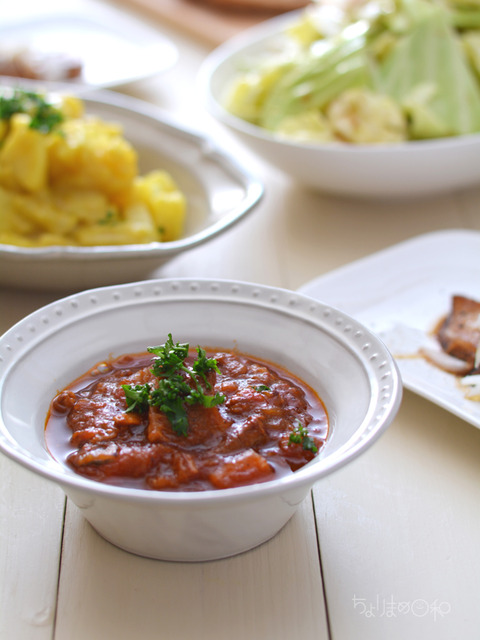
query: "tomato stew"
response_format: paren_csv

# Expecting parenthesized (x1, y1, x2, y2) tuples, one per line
(46, 348, 329, 491)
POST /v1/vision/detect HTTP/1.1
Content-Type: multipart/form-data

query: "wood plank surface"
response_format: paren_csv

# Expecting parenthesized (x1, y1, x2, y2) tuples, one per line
(0, 457, 65, 640)
(54, 495, 329, 640)
(313, 392, 480, 640)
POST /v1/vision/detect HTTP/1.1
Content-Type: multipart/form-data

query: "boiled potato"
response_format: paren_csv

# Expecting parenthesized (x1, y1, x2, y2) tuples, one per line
(0, 114, 49, 191)
(131, 171, 186, 242)
(0, 90, 186, 247)
(48, 117, 137, 206)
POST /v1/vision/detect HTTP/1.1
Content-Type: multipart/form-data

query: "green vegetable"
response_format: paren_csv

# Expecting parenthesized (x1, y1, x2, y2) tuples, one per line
(98, 210, 118, 225)
(0, 89, 64, 133)
(289, 421, 318, 453)
(225, 0, 480, 142)
(123, 383, 151, 413)
(380, 1, 480, 138)
(0, 92, 25, 121)
(260, 26, 373, 131)
(122, 334, 225, 436)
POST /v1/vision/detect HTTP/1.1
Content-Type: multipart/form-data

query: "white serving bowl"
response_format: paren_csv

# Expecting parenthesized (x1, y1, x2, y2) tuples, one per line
(0, 278, 402, 561)
(0, 82, 263, 291)
(198, 11, 480, 199)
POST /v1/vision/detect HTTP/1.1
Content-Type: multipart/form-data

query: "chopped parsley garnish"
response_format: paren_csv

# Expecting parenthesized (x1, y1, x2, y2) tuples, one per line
(255, 384, 271, 392)
(98, 210, 118, 225)
(0, 89, 64, 133)
(289, 421, 318, 454)
(123, 383, 151, 413)
(0, 93, 24, 120)
(122, 334, 225, 436)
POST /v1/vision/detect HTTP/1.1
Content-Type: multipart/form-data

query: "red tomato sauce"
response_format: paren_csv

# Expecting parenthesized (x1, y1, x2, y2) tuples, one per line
(45, 349, 329, 491)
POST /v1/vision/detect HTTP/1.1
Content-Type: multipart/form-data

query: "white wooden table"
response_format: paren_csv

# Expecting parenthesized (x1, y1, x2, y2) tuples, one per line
(1, 1, 479, 638)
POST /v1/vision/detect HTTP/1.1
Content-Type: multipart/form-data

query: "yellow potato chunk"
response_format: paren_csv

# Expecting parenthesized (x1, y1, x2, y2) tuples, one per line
(0, 187, 35, 235)
(0, 120, 8, 143)
(132, 171, 186, 241)
(0, 115, 49, 191)
(48, 117, 137, 205)
(0, 231, 37, 247)
(52, 188, 112, 224)
(11, 191, 77, 235)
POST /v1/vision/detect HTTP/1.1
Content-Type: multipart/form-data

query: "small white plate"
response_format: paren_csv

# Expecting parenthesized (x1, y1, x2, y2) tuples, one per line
(0, 4, 178, 87)
(299, 229, 480, 428)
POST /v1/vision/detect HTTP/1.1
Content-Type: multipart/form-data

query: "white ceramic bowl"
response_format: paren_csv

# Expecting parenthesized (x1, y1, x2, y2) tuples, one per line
(0, 83, 263, 291)
(198, 11, 480, 199)
(0, 278, 402, 561)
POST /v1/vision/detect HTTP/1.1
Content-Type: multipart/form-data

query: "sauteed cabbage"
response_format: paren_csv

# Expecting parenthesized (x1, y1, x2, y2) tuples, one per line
(224, 0, 480, 143)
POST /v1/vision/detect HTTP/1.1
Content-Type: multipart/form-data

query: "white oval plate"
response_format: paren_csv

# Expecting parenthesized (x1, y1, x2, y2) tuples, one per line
(0, 3, 178, 87)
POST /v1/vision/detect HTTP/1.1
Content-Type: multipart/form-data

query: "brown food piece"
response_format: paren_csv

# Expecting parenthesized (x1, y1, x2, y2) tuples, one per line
(192, 0, 308, 13)
(436, 295, 480, 368)
(0, 49, 82, 81)
(208, 449, 274, 489)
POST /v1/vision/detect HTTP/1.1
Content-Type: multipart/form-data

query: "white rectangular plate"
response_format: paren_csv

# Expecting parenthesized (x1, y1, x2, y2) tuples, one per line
(299, 229, 480, 429)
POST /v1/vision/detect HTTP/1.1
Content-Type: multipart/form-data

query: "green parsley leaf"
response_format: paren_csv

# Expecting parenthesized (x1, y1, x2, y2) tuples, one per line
(0, 89, 64, 133)
(289, 421, 318, 454)
(193, 346, 220, 388)
(122, 383, 150, 413)
(123, 335, 225, 436)
(29, 102, 64, 133)
(0, 93, 24, 120)
(149, 376, 192, 436)
(149, 334, 189, 377)
(98, 210, 118, 225)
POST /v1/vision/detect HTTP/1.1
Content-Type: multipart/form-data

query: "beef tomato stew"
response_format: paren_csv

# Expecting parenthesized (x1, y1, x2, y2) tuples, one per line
(46, 336, 329, 491)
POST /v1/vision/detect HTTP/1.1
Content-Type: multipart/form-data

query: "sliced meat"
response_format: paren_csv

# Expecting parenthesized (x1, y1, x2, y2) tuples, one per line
(436, 295, 480, 368)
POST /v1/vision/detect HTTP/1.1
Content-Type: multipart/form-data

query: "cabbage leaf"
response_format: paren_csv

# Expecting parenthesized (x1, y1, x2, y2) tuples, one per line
(379, 1, 480, 137)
